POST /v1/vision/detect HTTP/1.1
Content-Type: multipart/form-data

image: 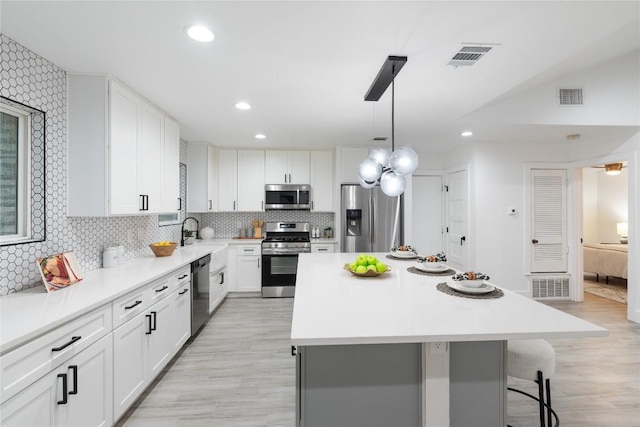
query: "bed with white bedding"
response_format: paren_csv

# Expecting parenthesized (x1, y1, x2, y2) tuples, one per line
(583, 243, 628, 282)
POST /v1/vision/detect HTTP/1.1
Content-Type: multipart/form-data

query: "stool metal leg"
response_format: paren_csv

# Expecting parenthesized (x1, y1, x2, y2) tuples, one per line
(537, 371, 546, 427)
(546, 378, 552, 427)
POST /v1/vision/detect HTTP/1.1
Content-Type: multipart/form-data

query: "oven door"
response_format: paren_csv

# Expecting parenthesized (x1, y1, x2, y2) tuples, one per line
(262, 253, 298, 297)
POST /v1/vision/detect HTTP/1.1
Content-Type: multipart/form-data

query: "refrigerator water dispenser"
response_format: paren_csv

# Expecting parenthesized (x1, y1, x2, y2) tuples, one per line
(346, 209, 362, 236)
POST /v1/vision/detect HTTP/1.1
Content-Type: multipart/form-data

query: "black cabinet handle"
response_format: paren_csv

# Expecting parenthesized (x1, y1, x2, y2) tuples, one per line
(151, 311, 157, 331)
(460, 236, 466, 245)
(291, 346, 297, 356)
(69, 365, 78, 395)
(57, 373, 68, 404)
(532, 239, 539, 244)
(155, 285, 169, 293)
(146, 314, 152, 335)
(220, 272, 224, 285)
(178, 274, 188, 280)
(178, 197, 182, 210)
(51, 336, 81, 352)
(125, 300, 142, 310)
(179, 288, 189, 295)
(139, 194, 149, 211)
(209, 200, 212, 210)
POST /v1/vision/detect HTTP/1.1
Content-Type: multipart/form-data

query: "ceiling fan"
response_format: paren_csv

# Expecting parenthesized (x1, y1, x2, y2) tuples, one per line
(591, 162, 627, 175)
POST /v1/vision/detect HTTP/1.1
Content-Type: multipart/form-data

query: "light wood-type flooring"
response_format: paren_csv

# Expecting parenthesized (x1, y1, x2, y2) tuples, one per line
(117, 294, 639, 427)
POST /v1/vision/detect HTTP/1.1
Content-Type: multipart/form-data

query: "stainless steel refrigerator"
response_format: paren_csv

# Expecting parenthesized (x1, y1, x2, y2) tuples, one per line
(341, 184, 404, 253)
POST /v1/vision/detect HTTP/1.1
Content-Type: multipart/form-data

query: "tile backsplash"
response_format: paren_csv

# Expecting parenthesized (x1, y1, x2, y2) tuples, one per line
(0, 35, 334, 296)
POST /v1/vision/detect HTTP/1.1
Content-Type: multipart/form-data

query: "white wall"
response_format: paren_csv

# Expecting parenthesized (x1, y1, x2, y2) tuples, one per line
(582, 168, 599, 244)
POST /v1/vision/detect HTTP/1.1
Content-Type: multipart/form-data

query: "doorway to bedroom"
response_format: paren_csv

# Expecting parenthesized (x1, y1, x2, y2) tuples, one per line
(582, 163, 628, 307)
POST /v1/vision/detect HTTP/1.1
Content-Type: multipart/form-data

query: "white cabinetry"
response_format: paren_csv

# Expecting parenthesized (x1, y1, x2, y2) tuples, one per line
(311, 242, 336, 253)
(67, 74, 179, 216)
(310, 150, 334, 211)
(0, 306, 113, 427)
(218, 150, 265, 211)
(112, 267, 190, 421)
(187, 143, 216, 212)
(337, 147, 370, 184)
(209, 246, 229, 313)
(227, 244, 261, 293)
(265, 150, 310, 184)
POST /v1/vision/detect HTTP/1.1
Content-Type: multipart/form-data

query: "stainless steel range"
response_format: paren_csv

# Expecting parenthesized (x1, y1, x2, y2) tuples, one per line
(261, 222, 311, 298)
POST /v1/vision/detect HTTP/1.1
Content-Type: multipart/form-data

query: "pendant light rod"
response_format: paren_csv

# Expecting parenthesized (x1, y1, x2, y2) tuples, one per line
(364, 55, 407, 101)
(391, 74, 395, 152)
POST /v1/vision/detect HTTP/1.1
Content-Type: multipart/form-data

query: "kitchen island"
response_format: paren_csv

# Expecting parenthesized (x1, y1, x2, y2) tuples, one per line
(291, 252, 608, 427)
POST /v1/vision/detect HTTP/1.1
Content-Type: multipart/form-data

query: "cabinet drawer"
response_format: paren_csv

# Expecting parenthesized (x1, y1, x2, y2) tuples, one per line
(148, 276, 172, 306)
(237, 245, 260, 256)
(311, 244, 335, 253)
(112, 288, 148, 329)
(169, 267, 190, 292)
(0, 305, 111, 403)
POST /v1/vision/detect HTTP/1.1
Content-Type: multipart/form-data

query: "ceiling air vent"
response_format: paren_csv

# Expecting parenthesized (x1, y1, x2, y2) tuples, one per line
(558, 88, 584, 106)
(448, 46, 493, 67)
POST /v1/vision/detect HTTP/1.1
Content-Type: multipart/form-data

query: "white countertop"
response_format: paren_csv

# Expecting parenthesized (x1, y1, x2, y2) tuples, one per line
(0, 242, 228, 355)
(290, 252, 608, 346)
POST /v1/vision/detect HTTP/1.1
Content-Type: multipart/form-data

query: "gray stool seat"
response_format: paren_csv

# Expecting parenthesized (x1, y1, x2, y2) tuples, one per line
(507, 339, 557, 427)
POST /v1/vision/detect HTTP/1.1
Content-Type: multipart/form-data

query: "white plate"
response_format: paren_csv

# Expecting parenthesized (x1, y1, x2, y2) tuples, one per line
(415, 263, 448, 272)
(390, 251, 418, 259)
(448, 281, 495, 294)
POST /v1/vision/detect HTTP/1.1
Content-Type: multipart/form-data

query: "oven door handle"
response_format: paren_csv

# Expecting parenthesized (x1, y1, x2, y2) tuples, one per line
(262, 249, 310, 255)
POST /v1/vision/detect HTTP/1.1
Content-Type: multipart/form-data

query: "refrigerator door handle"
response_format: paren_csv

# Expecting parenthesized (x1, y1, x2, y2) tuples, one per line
(370, 195, 375, 246)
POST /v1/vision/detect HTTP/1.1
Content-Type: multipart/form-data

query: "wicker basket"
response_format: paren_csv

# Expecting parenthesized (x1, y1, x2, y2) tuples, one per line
(149, 242, 178, 257)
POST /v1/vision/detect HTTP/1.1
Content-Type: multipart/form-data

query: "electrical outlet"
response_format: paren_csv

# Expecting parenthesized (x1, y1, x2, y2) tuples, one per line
(430, 342, 448, 354)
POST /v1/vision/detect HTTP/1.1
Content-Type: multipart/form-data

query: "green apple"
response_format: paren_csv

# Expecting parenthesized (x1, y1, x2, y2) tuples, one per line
(367, 264, 377, 272)
(349, 262, 358, 271)
(356, 265, 367, 274)
(375, 262, 387, 273)
(366, 255, 378, 265)
(356, 254, 368, 266)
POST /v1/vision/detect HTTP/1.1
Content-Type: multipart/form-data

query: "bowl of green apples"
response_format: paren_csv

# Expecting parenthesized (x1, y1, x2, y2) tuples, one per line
(344, 254, 391, 277)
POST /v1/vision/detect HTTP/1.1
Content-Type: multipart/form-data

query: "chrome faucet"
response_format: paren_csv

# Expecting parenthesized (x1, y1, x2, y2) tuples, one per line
(180, 217, 200, 246)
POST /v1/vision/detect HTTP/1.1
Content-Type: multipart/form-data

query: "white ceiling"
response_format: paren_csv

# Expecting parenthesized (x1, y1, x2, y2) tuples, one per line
(2, 1, 639, 152)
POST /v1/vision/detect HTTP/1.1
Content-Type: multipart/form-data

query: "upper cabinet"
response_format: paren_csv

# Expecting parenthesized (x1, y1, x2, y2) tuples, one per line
(310, 151, 334, 211)
(337, 146, 370, 184)
(218, 149, 265, 212)
(187, 143, 216, 213)
(67, 75, 180, 216)
(265, 150, 310, 184)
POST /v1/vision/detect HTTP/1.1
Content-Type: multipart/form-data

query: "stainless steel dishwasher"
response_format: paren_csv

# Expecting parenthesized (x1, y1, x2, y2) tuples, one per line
(191, 254, 211, 335)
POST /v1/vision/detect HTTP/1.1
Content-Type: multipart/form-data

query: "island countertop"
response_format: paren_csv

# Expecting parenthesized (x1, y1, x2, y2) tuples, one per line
(290, 252, 608, 346)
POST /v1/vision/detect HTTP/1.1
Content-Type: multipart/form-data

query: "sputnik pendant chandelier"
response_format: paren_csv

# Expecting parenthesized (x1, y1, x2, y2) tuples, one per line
(358, 55, 418, 197)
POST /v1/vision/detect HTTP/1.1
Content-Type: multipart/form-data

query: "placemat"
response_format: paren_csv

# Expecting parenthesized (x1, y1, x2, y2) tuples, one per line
(385, 254, 418, 261)
(436, 282, 504, 299)
(407, 266, 455, 276)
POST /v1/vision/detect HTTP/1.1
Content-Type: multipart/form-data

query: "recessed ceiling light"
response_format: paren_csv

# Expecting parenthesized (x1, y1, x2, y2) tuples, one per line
(185, 25, 214, 42)
(255, 134, 266, 139)
(460, 131, 473, 137)
(235, 102, 251, 110)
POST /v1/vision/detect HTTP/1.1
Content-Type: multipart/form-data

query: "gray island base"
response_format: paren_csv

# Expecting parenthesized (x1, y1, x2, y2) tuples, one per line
(291, 253, 607, 426)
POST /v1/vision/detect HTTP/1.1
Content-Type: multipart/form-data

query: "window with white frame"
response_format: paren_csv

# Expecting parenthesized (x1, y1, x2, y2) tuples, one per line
(0, 96, 45, 245)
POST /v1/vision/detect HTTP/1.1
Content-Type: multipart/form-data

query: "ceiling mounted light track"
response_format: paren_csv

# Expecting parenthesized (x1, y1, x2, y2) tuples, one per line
(364, 55, 407, 101)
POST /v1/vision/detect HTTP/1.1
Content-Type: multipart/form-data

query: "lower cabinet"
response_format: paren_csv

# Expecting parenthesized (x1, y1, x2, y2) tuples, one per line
(234, 244, 262, 293)
(170, 284, 192, 352)
(209, 268, 228, 313)
(1, 334, 113, 427)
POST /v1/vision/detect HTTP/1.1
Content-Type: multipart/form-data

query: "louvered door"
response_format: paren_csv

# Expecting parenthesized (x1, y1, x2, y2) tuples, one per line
(530, 169, 567, 272)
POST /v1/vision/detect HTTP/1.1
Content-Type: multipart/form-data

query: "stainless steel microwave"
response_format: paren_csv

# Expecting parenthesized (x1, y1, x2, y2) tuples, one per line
(265, 184, 311, 210)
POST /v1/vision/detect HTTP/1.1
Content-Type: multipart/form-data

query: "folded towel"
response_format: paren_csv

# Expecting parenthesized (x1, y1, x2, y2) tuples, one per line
(451, 271, 490, 281)
(417, 251, 447, 263)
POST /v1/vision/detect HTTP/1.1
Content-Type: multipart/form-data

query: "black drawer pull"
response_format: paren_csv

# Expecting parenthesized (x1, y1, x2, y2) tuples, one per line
(51, 336, 81, 352)
(291, 346, 297, 356)
(178, 274, 188, 280)
(125, 300, 142, 310)
(57, 373, 68, 404)
(179, 288, 189, 295)
(220, 272, 225, 284)
(146, 314, 152, 335)
(155, 285, 169, 293)
(69, 365, 78, 395)
(151, 311, 157, 331)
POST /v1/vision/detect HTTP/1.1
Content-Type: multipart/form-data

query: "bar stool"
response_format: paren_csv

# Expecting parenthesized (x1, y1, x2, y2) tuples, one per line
(507, 339, 559, 427)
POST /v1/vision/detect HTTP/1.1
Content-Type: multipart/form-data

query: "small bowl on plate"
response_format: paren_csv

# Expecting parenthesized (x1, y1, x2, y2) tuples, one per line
(456, 279, 484, 288)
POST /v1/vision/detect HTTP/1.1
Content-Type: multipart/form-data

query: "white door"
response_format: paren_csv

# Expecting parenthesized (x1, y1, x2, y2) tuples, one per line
(170, 286, 191, 354)
(310, 151, 334, 211)
(237, 150, 265, 211)
(265, 150, 288, 184)
(288, 151, 310, 184)
(113, 313, 148, 420)
(161, 116, 180, 213)
(147, 297, 172, 379)
(138, 102, 164, 213)
(411, 175, 443, 256)
(217, 149, 238, 211)
(530, 169, 567, 272)
(446, 168, 469, 271)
